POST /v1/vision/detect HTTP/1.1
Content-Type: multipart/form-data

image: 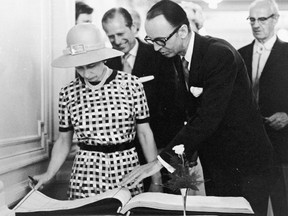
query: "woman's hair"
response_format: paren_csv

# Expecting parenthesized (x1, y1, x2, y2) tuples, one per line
(146, 0, 190, 29)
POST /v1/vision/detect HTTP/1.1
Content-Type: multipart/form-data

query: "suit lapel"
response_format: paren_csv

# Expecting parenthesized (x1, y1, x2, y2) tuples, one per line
(174, 55, 185, 84)
(261, 38, 282, 79)
(189, 33, 210, 87)
(190, 34, 201, 87)
(244, 39, 281, 81)
(172, 56, 189, 113)
(132, 39, 145, 77)
(244, 42, 254, 80)
(106, 57, 122, 71)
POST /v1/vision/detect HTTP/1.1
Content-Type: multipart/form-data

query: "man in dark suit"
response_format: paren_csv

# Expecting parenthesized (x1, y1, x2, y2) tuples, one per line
(121, 1, 273, 215)
(238, 1, 288, 215)
(101, 7, 187, 151)
(101, 7, 187, 192)
(102, 7, 169, 148)
(101, 8, 160, 124)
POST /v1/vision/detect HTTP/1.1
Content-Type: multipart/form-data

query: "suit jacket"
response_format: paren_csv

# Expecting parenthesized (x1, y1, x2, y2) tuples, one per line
(105, 39, 159, 117)
(238, 38, 288, 163)
(155, 55, 189, 148)
(106, 39, 184, 149)
(160, 33, 273, 175)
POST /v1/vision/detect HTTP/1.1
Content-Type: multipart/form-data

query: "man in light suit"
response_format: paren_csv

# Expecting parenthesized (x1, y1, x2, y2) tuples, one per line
(121, 1, 273, 215)
(238, 0, 288, 215)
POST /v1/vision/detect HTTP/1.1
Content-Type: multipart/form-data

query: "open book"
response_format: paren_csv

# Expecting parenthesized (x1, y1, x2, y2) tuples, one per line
(13, 187, 254, 215)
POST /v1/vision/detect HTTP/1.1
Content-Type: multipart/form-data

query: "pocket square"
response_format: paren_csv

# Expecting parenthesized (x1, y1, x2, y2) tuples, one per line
(138, 75, 154, 83)
(190, 86, 203, 97)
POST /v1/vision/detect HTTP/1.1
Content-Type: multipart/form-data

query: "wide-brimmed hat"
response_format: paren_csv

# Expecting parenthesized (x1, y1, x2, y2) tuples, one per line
(52, 23, 123, 68)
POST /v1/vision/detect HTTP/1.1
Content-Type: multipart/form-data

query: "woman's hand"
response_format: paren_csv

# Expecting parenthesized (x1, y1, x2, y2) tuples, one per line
(29, 172, 54, 190)
(29, 131, 73, 190)
(120, 159, 163, 188)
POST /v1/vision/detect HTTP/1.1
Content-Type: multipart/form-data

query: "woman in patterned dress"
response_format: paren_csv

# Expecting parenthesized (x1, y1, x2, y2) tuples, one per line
(32, 24, 162, 199)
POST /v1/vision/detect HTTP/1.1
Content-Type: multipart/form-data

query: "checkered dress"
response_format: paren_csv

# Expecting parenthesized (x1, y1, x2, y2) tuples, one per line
(58, 69, 149, 199)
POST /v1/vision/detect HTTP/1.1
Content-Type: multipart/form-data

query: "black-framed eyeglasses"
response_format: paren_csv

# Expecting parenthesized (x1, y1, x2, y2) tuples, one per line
(247, 14, 275, 25)
(144, 24, 183, 47)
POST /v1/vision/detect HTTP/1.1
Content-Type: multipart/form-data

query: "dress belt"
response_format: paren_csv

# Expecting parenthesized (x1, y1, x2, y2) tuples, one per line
(78, 141, 135, 153)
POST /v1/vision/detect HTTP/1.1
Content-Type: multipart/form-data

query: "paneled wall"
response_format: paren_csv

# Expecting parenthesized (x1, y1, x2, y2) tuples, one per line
(0, 0, 51, 206)
(0, 0, 74, 209)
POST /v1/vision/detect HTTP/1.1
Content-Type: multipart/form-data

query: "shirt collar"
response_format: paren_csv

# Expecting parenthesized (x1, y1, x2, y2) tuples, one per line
(254, 34, 277, 53)
(182, 31, 195, 69)
(127, 39, 139, 57)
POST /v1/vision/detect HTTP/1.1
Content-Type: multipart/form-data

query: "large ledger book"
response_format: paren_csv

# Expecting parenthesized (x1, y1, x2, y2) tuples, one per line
(13, 187, 254, 215)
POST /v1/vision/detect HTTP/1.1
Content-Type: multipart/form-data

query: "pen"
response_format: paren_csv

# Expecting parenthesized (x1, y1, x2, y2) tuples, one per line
(28, 175, 38, 187)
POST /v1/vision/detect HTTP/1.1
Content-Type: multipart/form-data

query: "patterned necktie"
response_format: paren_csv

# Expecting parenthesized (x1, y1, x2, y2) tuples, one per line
(121, 53, 132, 74)
(252, 46, 263, 103)
(181, 57, 189, 90)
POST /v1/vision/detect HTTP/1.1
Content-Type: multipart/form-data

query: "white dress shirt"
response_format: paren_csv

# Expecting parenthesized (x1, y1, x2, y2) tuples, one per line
(252, 35, 277, 83)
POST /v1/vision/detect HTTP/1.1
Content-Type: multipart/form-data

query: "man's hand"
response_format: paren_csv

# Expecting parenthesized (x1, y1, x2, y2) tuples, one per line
(120, 160, 163, 188)
(148, 182, 163, 192)
(265, 112, 288, 130)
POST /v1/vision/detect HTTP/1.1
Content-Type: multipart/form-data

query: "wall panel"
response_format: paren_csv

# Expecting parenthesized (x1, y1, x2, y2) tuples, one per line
(0, 0, 52, 207)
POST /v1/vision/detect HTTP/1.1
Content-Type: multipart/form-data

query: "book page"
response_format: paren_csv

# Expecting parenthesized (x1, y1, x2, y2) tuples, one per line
(14, 187, 131, 213)
(120, 192, 254, 214)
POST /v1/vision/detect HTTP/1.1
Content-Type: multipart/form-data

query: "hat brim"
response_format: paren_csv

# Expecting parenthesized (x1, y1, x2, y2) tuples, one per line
(52, 48, 123, 68)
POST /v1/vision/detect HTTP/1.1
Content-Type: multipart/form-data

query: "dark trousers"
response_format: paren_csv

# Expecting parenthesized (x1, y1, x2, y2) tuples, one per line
(204, 166, 270, 216)
(270, 164, 288, 216)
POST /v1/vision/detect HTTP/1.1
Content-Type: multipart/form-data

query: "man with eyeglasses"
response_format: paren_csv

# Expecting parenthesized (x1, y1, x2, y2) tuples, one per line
(239, 0, 288, 215)
(101, 7, 188, 192)
(121, 1, 273, 215)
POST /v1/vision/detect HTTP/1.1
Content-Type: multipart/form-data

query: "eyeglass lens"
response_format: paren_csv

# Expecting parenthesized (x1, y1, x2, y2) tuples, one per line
(144, 24, 182, 47)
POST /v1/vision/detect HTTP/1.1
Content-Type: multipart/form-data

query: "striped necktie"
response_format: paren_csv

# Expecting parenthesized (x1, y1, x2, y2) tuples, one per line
(252, 45, 263, 103)
(181, 57, 189, 90)
(121, 53, 132, 74)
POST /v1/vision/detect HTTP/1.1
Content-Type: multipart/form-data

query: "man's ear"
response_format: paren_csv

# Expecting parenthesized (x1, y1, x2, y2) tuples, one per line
(178, 24, 189, 39)
(273, 14, 279, 25)
(130, 24, 137, 35)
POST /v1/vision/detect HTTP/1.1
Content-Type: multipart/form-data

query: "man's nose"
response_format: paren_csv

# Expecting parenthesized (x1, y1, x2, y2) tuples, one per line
(252, 20, 261, 27)
(114, 35, 122, 45)
(153, 43, 162, 52)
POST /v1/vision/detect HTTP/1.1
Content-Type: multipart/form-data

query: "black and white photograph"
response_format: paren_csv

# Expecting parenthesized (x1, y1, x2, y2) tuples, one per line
(0, 1, 288, 216)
